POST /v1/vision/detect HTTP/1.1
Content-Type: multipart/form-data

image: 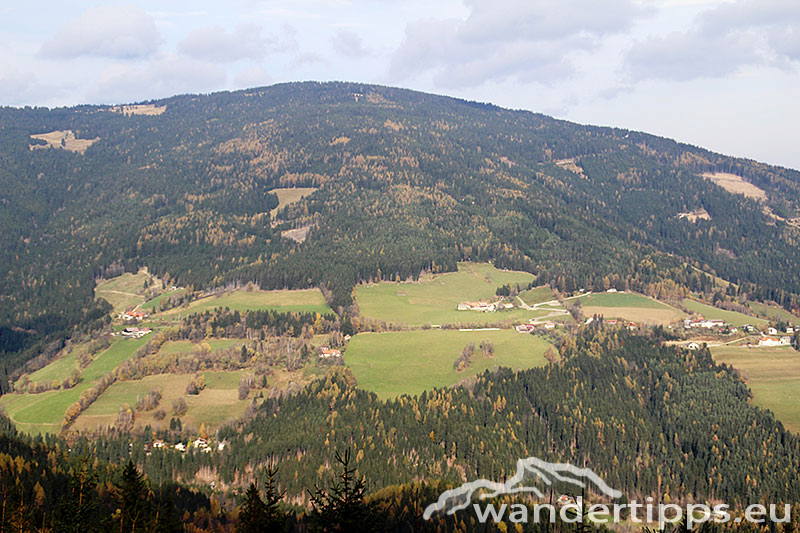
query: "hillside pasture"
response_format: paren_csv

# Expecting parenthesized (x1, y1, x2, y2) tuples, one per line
(519, 285, 557, 306)
(270, 187, 318, 217)
(82, 337, 149, 382)
(683, 299, 766, 327)
(346, 329, 550, 399)
(161, 288, 332, 318)
(71, 370, 256, 433)
(577, 292, 685, 325)
(141, 288, 186, 311)
(29, 130, 98, 154)
(748, 301, 798, 325)
(95, 271, 152, 312)
(28, 348, 81, 383)
(158, 339, 244, 355)
(0, 383, 93, 436)
(355, 263, 541, 326)
(711, 345, 800, 433)
(702, 172, 767, 201)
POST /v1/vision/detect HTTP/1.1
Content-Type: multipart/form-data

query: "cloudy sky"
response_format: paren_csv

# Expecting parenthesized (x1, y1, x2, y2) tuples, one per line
(1, 0, 799, 169)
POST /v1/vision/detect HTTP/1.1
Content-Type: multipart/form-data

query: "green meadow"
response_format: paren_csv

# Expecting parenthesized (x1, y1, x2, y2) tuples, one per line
(158, 339, 244, 355)
(576, 292, 685, 325)
(518, 285, 557, 306)
(747, 301, 798, 325)
(141, 288, 186, 311)
(0, 336, 148, 435)
(72, 370, 254, 433)
(355, 263, 541, 326)
(95, 271, 151, 312)
(161, 288, 332, 317)
(346, 329, 551, 399)
(711, 345, 800, 433)
(684, 299, 767, 327)
(578, 292, 670, 308)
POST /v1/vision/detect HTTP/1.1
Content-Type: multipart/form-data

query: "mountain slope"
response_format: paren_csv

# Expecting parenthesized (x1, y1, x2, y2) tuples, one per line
(2, 81, 800, 370)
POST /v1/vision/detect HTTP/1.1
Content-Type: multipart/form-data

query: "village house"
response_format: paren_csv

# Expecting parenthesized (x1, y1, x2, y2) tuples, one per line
(515, 323, 536, 333)
(543, 322, 556, 330)
(457, 301, 497, 312)
(684, 318, 726, 329)
(174, 443, 186, 452)
(152, 439, 165, 449)
(319, 347, 342, 358)
(767, 327, 779, 336)
(759, 336, 792, 347)
(120, 327, 151, 338)
(687, 342, 701, 350)
(119, 310, 149, 321)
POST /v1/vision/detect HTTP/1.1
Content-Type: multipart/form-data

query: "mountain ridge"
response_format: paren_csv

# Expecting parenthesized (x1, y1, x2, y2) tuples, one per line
(1, 80, 799, 373)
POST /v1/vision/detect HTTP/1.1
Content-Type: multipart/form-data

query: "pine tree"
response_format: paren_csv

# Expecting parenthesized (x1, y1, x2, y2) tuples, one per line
(308, 449, 375, 532)
(237, 482, 268, 533)
(114, 460, 151, 532)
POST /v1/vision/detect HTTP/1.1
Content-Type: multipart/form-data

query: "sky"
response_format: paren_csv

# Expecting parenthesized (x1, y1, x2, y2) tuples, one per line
(1, 0, 799, 170)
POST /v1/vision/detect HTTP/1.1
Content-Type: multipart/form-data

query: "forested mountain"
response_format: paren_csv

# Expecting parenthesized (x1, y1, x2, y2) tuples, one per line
(2, 81, 800, 372)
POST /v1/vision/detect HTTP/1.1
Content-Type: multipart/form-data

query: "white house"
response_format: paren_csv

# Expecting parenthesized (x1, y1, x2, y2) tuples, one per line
(687, 342, 701, 350)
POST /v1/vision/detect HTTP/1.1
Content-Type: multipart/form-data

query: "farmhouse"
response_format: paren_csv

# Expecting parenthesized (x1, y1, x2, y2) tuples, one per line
(515, 323, 536, 333)
(543, 322, 556, 330)
(120, 327, 151, 338)
(758, 336, 792, 347)
(687, 342, 701, 350)
(457, 301, 497, 312)
(684, 318, 726, 329)
(319, 347, 342, 358)
(766, 327, 778, 335)
(119, 310, 149, 321)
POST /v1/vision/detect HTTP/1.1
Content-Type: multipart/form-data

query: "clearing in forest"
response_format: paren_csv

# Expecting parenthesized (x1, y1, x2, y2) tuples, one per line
(346, 329, 551, 399)
(577, 292, 685, 325)
(355, 262, 545, 326)
(269, 187, 318, 218)
(711, 345, 800, 433)
(95, 271, 153, 313)
(683, 299, 767, 327)
(29, 130, 99, 154)
(702, 172, 767, 201)
(160, 288, 332, 317)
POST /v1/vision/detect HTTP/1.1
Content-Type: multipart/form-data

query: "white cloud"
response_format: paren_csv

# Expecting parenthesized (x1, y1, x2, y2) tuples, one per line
(87, 55, 227, 103)
(234, 65, 272, 89)
(390, 0, 650, 88)
(331, 29, 370, 58)
(626, 0, 800, 81)
(178, 24, 269, 63)
(39, 5, 162, 60)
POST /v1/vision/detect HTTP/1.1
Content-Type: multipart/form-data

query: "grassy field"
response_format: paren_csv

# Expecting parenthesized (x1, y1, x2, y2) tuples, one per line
(519, 285, 557, 306)
(161, 288, 332, 317)
(711, 345, 800, 433)
(684, 299, 767, 327)
(28, 348, 81, 383)
(95, 271, 152, 312)
(346, 329, 551, 399)
(158, 339, 244, 355)
(141, 288, 185, 311)
(0, 336, 148, 435)
(576, 292, 685, 325)
(72, 369, 265, 433)
(355, 263, 541, 326)
(0, 383, 93, 435)
(82, 337, 149, 382)
(270, 187, 318, 217)
(748, 301, 798, 325)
